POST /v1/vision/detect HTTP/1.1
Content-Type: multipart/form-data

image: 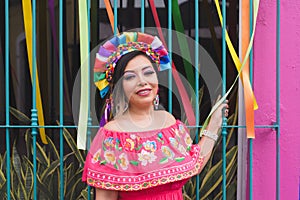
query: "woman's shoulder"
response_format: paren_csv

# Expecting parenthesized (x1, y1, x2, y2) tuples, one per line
(154, 110, 177, 127)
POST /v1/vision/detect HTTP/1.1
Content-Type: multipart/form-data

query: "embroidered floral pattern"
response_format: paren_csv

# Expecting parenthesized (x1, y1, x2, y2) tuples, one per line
(92, 149, 101, 164)
(104, 150, 117, 165)
(143, 140, 157, 152)
(161, 146, 174, 160)
(185, 135, 193, 146)
(169, 137, 179, 148)
(119, 153, 129, 170)
(124, 138, 135, 151)
(103, 137, 115, 149)
(138, 150, 157, 166)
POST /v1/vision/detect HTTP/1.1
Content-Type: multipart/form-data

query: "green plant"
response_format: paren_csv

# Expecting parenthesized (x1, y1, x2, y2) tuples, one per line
(0, 107, 92, 200)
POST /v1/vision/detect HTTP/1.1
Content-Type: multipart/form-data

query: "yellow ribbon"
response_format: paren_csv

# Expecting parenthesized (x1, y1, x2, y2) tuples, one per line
(77, 0, 89, 150)
(22, 0, 47, 144)
(206, 0, 260, 138)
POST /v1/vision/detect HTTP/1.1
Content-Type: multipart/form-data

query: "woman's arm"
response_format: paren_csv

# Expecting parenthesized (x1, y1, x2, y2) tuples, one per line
(95, 188, 118, 200)
(198, 99, 229, 171)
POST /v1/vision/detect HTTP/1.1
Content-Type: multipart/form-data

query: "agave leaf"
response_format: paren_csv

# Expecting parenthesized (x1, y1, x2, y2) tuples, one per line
(0, 168, 6, 188)
(0, 152, 7, 171)
(60, 122, 84, 165)
(68, 178, 83, 200)
(65, 168, 83, 197)
(36, 174, 54, 199)
(80, 189, 89, 200)
(199, 146, 237, 199)
(0, 181, 7, 199)
(9, 107, 31, 124)
(46, 135, 60, 160)
(11, 146, 28, 200)
(22, 158, 33, 200)
(35, 140, 50, 167)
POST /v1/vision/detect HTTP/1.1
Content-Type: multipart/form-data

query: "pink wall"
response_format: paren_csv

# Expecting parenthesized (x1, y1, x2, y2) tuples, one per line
(253, 1, 300, 200)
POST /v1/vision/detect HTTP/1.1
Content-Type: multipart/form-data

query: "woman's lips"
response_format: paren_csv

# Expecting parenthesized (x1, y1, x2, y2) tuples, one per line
(136, 88, 151, 96)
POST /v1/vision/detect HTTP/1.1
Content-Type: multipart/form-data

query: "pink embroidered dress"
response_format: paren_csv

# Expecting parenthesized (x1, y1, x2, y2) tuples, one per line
(82, 120, 204, 200)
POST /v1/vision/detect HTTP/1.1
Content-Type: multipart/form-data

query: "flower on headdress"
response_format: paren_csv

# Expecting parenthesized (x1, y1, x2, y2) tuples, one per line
(161, 146, 175, 160)
(119, 153, 129, 170)
(138, 150, 157, 166)
(91, 149, 101, 164)
(94, 32, 171, 98)
(104, 150, 116, 165)
(143, 140, 157, 152)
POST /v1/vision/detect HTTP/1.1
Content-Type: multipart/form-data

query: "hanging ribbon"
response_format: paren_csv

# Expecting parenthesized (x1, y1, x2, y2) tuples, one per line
(77, 0, 89, 150)
(22, 0, 48, 144)
(214, 0, 259, 138)
(148, 0, 196, 126)
(104, 0, 119, 35)
(201, 0, 260, 138)
(171, 0, 195, 88)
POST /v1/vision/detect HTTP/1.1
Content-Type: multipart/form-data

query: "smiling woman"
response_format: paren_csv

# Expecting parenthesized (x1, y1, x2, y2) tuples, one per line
(82, 32, 229, 200)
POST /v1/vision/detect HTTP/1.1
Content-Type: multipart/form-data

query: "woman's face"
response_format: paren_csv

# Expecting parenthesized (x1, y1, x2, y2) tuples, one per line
(122, 54, 158, 108)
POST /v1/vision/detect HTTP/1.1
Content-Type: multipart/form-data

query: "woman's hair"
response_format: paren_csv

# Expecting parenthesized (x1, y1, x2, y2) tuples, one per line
(111, 51, 159, 118)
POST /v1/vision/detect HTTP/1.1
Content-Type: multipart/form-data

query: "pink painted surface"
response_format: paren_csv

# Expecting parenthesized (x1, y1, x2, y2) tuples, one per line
(253, 1, 300, 200)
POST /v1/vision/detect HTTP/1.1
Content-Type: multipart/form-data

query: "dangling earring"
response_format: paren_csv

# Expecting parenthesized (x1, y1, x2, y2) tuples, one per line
(154, 94, 159, 110)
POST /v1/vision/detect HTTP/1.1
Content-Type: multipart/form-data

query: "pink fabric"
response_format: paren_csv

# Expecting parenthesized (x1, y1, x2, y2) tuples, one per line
(82, 120, 204, 198)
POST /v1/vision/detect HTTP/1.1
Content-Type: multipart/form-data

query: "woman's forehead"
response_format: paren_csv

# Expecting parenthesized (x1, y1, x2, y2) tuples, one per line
(124, 55, 153, 71)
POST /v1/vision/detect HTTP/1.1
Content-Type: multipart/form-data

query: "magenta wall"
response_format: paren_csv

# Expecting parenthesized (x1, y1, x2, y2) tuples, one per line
(253, 1, 300, 200)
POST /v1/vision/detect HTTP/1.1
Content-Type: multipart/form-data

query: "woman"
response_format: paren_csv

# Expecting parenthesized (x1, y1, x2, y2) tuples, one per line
(82, 32, 229, 200)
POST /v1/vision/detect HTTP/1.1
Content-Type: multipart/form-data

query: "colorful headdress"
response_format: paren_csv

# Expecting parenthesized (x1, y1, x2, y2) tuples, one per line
(94, 32, 171, 98)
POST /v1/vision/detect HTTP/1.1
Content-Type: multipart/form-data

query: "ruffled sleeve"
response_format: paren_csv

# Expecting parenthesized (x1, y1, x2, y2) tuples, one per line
(82, 120, 204, 191)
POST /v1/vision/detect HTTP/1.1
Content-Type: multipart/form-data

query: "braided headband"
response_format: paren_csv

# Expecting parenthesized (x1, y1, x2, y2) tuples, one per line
(94, 32, 171, 98)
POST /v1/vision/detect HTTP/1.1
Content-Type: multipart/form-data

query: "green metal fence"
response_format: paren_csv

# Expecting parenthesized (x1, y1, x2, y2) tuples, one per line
(1, 0, 280, 199)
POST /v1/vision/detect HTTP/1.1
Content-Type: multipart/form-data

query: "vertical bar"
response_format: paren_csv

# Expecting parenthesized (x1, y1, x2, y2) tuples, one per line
(31, 0, 38, 199)
(114, 0, 117, 36)
(59, 0, 64, 199)
(221, 0, 228, 199)
(86, 0, 92, 199)
(249, 0, 254, 199)
(168, 0, 172, 113)
(194, 1, 200, 200)
(5, 0, 11, 199)
(276, 0, 281, 199)
(141, 0, 145, 32)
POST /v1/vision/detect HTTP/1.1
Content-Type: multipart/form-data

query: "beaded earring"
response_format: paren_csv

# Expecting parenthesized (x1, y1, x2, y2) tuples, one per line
(154, 94, 159, 110)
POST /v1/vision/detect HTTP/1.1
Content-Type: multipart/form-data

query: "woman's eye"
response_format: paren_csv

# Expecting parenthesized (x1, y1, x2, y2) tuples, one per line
(144, 70, 155, 76)
(123, 74, 135, 80)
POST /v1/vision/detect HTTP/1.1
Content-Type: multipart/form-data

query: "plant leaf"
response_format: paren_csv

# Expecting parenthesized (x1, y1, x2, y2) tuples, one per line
(9, 107, 31, 124)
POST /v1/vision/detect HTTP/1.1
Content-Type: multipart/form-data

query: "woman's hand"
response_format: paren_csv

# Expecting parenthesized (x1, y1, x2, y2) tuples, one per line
(207, 97, 229, 133)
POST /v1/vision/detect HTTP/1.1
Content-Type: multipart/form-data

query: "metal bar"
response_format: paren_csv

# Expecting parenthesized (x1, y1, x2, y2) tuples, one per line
(114, 0, 117, 36)
(31, 0, 38, 198)
(276, 0, 281, 199)
(221, 0, 228, 199)
(168, 0, 172, 113)
(249, 0, 254, 199)
(5, 0, 11, 199)
(194, 1, 200, 200)
(141, 0, 145, 32)
(59, 0, 64, 199)
(86, 1, 92, 199)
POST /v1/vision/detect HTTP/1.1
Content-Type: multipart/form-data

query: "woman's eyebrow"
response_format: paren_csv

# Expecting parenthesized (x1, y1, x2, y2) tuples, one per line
(123, 65, 152, 74)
